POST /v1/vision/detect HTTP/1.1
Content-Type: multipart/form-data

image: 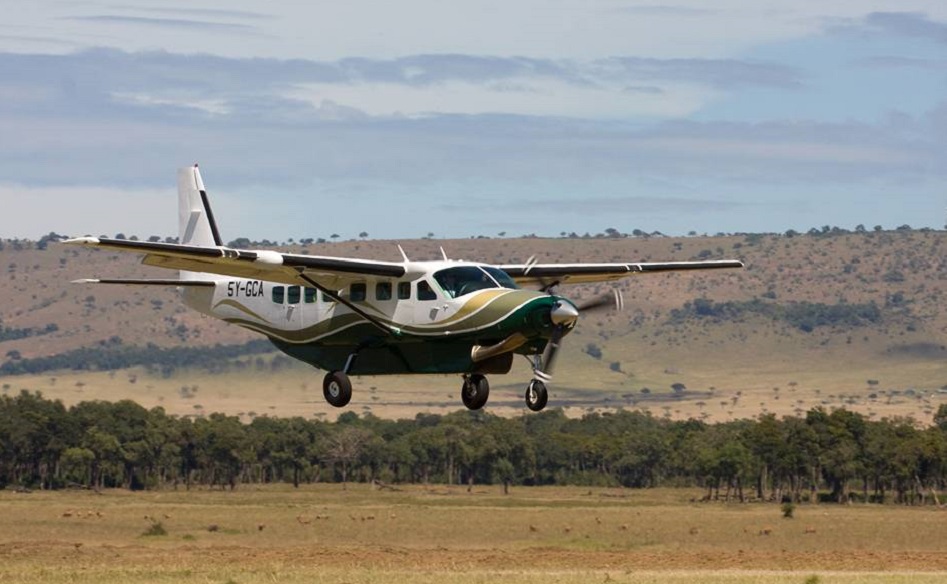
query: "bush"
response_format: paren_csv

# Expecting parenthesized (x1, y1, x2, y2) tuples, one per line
(781, 502, 795, 519)
(584, 343, 603, 360)
(142, 521, 167, 536)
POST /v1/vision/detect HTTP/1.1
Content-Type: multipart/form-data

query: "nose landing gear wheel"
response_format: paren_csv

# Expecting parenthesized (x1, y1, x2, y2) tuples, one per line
(525, 379, 548, 412)
(461, 374, 490, 410)
(323, 370, 352, 407)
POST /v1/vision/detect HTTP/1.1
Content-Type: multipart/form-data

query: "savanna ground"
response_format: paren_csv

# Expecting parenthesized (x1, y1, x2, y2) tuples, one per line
(2, 484, 947, 583)
(9, 344, 947, 425)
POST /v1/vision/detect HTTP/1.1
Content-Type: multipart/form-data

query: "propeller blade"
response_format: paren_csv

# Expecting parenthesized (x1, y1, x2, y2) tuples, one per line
(523, 255, 560, 293)
(535, 324, 566, 382)
(575, 289, 624, 313)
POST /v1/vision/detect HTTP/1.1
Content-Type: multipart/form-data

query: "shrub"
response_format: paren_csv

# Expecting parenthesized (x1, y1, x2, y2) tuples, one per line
(142, 521, 167, 536)
(584, 343, 603, 360)
(781, 502, 795, 519)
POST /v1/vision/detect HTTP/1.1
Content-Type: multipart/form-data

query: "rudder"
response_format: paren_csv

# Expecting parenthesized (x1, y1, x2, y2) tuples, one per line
(177, 165, 224, 283)
(178, 164, 223, 247)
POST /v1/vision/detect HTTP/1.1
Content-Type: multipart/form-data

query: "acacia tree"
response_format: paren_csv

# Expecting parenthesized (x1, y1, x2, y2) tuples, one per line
(324, 425, 371, 489)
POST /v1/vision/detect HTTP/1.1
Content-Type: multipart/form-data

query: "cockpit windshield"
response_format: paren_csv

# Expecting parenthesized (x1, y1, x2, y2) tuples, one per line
(483, 267, 518, 290)
(433, 266, 519, 299)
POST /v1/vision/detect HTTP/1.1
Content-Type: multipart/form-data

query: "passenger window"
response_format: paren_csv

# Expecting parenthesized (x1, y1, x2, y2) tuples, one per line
(320, 291, 336, 304)
(350, 283, 367, 302)
(417, 280, 437, 301)
(376, 282, 392, 300)
(397, 282, 411, 300)
(287, 286, 301, 304)
(304, 288, 317, 304)
(272, 286, 285, 304)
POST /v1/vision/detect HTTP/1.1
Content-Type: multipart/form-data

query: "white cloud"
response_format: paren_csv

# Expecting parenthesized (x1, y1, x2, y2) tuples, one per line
(289, 78, 714, 119)
(6, 1, 947, 60)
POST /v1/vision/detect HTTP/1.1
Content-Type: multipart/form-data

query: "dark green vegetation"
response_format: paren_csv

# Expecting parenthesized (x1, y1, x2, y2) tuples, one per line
(3, 391, 947, 506)
(0, 339, 274, 376)
(670, 299, 883, 332)
(0, 322, 58, 344)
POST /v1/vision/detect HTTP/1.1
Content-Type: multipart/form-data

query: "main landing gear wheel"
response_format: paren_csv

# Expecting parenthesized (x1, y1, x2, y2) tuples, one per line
(323, 371, 352, 407)
(461, 374, 490, 410)
(525, 379, 548, 412)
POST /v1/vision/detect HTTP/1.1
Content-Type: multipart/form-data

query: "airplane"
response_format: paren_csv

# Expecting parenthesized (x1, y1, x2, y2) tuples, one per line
(66, 165, 743, 412)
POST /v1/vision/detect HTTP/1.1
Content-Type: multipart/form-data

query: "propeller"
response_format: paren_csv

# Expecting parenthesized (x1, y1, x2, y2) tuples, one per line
(521, 254, 626, 384)
(575, 288, 625, 313)
(524, 255, 560, 293)
(532, 290, 624, 383)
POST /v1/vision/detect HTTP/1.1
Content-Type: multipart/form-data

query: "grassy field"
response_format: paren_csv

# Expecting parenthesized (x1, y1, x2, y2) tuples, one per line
(2, 484, 947, 583)
(7, 334, 947, 424)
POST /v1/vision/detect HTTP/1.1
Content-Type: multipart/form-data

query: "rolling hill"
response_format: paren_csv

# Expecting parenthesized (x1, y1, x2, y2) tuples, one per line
(0, 228, 944, 422)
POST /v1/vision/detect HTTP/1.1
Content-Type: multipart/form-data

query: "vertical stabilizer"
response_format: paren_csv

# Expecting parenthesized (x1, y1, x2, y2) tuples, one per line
(178, 165, 223, 247)
(177, 165, 223, 282)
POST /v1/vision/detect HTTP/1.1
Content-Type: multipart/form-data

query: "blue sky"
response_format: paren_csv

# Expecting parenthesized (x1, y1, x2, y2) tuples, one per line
(1, 2, 945, 240)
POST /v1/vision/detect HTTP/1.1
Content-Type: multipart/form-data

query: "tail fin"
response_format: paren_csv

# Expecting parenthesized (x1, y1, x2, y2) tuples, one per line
(177, 165, 223, 282)
(178, 164, 223, 247)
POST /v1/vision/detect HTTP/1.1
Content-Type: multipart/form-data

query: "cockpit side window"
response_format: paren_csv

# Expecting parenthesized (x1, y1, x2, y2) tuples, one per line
(433, 266, 506, 298)
(417, 280, 437, 301)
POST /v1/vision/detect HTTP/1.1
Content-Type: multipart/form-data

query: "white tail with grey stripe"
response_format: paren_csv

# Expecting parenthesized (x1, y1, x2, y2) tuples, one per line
(178, 164, 224, 281)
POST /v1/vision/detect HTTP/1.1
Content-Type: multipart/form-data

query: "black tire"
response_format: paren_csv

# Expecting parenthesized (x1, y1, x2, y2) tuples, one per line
(461, 374, 489, 410)
(323, 371, 352, 407)
(525, 379, 548, 412)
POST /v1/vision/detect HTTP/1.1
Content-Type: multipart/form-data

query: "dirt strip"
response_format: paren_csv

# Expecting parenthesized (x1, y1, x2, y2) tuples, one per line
(2, 543, 947, 572)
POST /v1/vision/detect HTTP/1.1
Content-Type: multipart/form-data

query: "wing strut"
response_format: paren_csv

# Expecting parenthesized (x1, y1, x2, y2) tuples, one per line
(295, 271, 404, 338)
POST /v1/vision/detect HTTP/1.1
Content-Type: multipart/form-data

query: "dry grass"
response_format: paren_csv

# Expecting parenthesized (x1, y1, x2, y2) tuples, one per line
(8, 340, 947, 424)
(1, 484, 947, 583)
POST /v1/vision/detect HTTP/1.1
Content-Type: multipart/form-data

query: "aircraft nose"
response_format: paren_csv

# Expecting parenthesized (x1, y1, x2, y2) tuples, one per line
(550, 300, 579, 327)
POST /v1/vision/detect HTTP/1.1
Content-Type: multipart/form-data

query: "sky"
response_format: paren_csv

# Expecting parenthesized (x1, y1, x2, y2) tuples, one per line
(0, 1, 945, 241)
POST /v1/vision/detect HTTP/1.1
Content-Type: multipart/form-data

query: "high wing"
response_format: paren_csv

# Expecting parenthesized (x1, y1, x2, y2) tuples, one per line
(64, 237, 406, 289)
(65, 165, 408, 291)
(499, 259, 744, 286)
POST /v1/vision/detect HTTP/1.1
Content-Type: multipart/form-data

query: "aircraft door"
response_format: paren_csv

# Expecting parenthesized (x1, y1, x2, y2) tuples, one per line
(414, 278, 443, 323)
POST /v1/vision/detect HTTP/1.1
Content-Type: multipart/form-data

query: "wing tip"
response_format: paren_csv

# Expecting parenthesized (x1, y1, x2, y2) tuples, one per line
(63, 237, 101, 246)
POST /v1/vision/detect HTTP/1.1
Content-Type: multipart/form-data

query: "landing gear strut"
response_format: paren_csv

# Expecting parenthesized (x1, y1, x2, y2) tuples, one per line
(323, 370, 352, 407)
(525, 379, 548, 412)
(461, 374, 489, 410)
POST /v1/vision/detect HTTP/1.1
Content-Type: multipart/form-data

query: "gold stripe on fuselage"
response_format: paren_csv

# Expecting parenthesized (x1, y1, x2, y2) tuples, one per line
(214, 288, 544, 343)
(213, 298, 267, 322)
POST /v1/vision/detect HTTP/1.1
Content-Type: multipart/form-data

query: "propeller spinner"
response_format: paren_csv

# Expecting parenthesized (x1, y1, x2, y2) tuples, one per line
(526, 288, 624, 411)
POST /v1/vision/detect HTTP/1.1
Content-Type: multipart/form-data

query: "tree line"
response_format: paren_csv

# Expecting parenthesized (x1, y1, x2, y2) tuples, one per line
(0, 340, 275, 377)
(670, 298, 884, 333)
(2, 391, 947, 504)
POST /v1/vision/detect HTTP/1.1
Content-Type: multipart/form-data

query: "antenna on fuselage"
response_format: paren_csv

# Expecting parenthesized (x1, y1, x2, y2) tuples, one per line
(439, 246, 449, 261)
(397, 244, 410, 262)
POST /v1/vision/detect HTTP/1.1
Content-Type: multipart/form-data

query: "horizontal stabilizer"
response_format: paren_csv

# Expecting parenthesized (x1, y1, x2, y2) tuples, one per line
(72, 278, 216, 287)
